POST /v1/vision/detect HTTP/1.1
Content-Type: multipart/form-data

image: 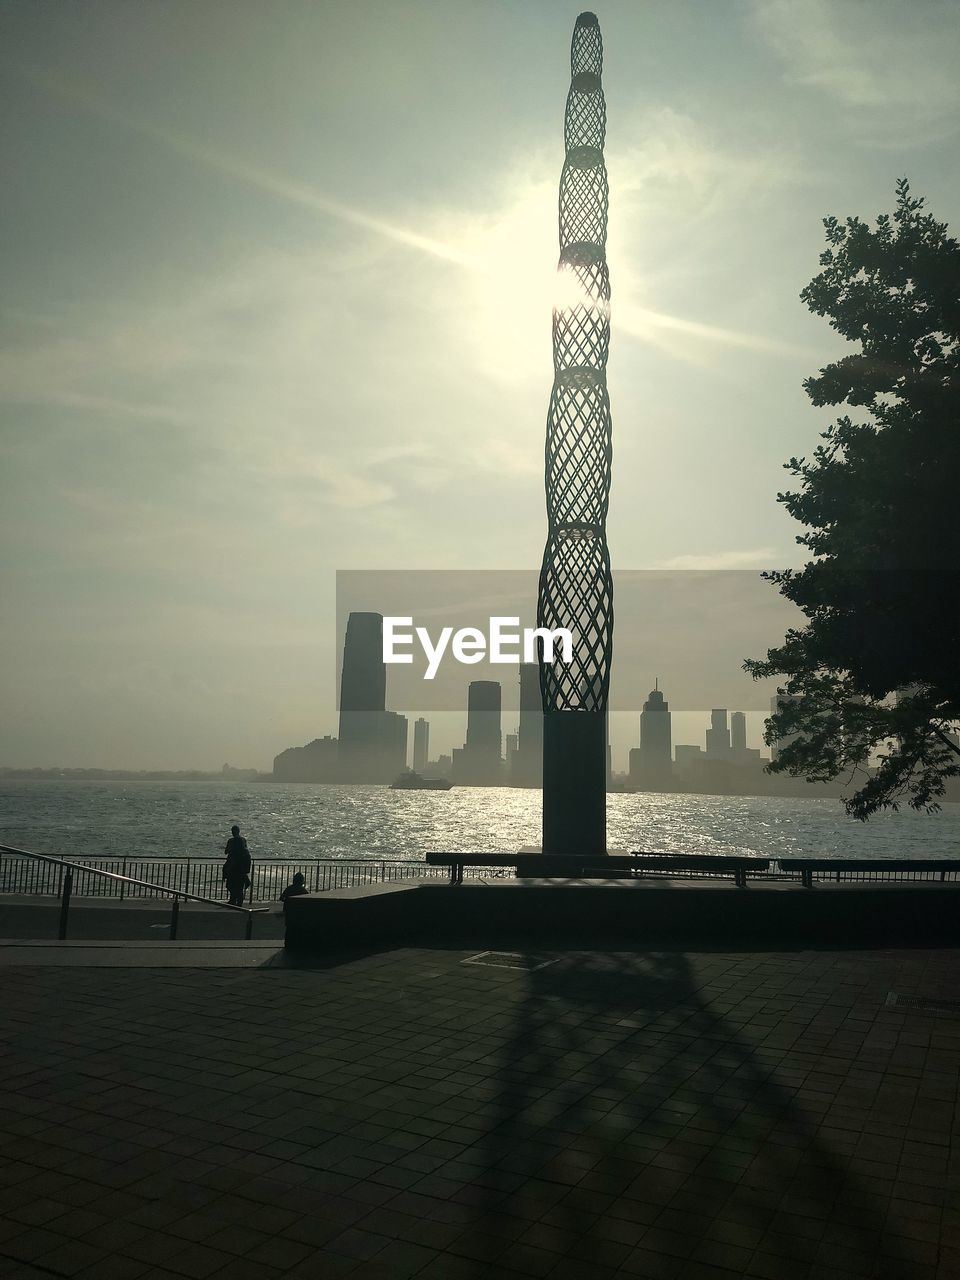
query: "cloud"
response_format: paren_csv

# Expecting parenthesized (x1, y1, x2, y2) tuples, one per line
(26, 67, 474, 268)
(752, 0, 960, 143)
(11, 390, 196, 427)
(603, 108, 819, 365)
(654, 549, 779, 570)
(467, 436, 542, 480)
(611, 106, 807, 223)
(616, 302, 814, 363)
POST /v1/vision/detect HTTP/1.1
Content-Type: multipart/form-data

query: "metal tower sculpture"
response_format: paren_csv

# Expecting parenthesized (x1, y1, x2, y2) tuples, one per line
(538, 11, 612, 856)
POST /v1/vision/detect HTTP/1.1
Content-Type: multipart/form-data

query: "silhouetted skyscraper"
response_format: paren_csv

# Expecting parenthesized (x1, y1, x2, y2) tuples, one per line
(453, 681, 503, 785)
(380, 711, 408, 779)
(705, 709, 731, 759)
(466, 681, 501, 758)
(636, 681, 672, 780)
(413, 718, 429, 774)
(512, 662, 544, 786)
(339, 613, 385, 718)
(731, 711, 747, 754)
(338, 612, 390, 781)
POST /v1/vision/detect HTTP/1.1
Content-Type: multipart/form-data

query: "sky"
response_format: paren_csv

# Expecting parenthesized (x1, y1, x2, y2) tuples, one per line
(2, 0, 959, 771)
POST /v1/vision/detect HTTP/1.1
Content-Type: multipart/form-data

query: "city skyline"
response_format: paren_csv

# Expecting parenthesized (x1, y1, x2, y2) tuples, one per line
(270, 679, 802, 786)
(8, 663, 956, 795)
(3, 1, 960, 769)
(294, 609, 792, 782)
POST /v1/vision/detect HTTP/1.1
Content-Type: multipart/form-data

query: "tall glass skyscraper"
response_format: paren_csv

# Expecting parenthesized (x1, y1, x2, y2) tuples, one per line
(338, 611, 388, 781)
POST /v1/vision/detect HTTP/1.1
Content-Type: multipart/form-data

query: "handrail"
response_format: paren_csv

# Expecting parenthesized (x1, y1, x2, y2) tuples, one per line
(0, 851, 474, 902)
(0, 843, 270, 910)
(0, 843, 268, 940)
(0, 854, 479, 864)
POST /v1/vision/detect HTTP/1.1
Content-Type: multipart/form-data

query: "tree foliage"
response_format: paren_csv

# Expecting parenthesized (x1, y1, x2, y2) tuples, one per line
(745, 180, 960, 818)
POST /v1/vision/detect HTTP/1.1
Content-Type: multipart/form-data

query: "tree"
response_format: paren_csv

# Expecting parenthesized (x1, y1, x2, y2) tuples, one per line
(745, 180, 960, 818)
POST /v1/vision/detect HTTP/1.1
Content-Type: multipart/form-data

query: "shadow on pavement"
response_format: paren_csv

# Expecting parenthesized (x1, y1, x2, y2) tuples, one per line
(450, 951, 924, 1280)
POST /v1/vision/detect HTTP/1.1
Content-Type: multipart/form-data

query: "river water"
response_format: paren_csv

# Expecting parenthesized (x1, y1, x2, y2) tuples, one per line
(1, 780, 958, 862)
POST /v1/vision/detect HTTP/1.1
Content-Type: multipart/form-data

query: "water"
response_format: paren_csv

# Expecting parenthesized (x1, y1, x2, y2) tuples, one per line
(1, 780, 958, 862)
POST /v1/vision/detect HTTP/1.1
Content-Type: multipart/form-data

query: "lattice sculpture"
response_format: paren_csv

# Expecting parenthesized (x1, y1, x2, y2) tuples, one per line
(538, 12, 613, 721)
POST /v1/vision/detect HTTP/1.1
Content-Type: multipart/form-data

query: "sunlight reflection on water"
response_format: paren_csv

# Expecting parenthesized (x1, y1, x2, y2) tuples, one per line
(1, 780, 958, 861)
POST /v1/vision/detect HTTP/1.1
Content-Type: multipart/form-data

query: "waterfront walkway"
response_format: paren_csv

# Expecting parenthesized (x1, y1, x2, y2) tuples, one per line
(1, 939, 958, 1279)
(0, 897, 285, 944)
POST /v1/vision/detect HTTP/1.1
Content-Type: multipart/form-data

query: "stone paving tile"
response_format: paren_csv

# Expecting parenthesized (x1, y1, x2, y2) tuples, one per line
(0, 946, 958, 1279)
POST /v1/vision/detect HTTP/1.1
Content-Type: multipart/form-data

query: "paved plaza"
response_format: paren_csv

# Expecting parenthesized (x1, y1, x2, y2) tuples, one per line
(1, 942, 958, 1280)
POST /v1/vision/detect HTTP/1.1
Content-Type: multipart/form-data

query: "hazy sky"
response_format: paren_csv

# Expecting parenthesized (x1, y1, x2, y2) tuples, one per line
(2, 0, 959, 770)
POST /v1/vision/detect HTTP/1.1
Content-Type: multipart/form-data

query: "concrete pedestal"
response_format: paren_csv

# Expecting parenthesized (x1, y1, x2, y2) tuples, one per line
(542, 710, 607, 856)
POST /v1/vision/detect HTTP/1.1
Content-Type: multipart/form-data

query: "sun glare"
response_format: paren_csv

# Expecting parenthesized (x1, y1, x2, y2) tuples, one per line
(553, 260, 609, 316)
(460, 183, 564, 383)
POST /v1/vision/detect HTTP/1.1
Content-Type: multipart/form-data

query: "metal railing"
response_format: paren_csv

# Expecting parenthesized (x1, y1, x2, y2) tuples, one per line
(0, 852, 479, 903)
(625, 853, 960, 885)
(4, 846, 960, 917)
(0, 844, 269, 940)
(777, 857, 960, 887)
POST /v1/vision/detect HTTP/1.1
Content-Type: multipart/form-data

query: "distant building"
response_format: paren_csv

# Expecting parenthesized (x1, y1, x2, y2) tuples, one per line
(335, 612, 411, 781)
(631, 682, 672, 785)
(380, 711, 408, 780)
(674, 744, 704, 772)
(431, 753, 452, 778)
(511, 662, 543, 786)
(705, 709, 731, 759)
(730, 711, 746, 754)
(338, 612, 387, 781)
(466, 681, 501, 757)
(505, 732, 519, 774)
(273, 736, 339, 783)
(222, 763, 259, 779)
(413, 718, 429, 774)
(453, 681, 503, 785)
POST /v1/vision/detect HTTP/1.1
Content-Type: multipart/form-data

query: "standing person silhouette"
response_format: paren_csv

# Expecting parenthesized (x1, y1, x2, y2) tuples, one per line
(222, 825, 252, 906)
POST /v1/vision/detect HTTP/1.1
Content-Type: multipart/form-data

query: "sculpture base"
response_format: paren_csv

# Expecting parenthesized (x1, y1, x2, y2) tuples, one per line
(542, 710, 606, 857)
(284, 880, 960, 953)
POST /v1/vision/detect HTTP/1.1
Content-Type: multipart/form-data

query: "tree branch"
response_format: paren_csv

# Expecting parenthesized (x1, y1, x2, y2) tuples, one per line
(931, 727, 960, 758)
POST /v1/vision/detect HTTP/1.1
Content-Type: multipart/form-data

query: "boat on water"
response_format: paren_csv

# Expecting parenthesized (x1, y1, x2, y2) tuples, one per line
(390, 771, 452, 791)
